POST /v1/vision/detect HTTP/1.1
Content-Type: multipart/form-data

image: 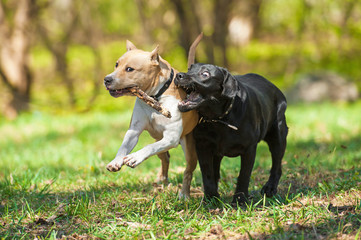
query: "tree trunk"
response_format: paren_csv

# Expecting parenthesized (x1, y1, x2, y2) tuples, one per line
(36, 1, 79, 107)
(212, 0, 233, 67)
(172, 0, 234, 66)
(172, 0, 194, 54)
(0, 0, 35, 119)
(134, 0, 152, 44)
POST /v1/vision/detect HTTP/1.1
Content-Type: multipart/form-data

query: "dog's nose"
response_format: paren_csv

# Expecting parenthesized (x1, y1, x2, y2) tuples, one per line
(176, 73, 185, 80)
(104, 76, 113, 85)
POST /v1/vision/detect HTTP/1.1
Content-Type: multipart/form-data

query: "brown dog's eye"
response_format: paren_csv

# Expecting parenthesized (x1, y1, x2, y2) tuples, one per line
(115, 62, 119, 68)
(201, 71, 210, 78)
(125, 67, 134, 72)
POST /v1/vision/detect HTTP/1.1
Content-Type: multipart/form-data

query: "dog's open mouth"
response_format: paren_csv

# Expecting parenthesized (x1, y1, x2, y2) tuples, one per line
(178, 91, 203, 112)
(107, 87, 135, 98)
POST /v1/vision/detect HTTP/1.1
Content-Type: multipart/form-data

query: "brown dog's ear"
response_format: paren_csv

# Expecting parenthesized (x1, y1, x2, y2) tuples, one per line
(150, 45, 160, 63)
(221, 68, 237, 98)
(126, 40, 137, 51)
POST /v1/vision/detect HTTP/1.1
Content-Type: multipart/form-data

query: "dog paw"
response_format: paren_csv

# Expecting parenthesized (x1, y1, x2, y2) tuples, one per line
(178, 191, 190, 200)
(261, 182, 278, 197)
(106, 157, 124, 172)
(231, 193, 248, 206)
(156, 176, 169, 185)
(123, 154, 144, 168)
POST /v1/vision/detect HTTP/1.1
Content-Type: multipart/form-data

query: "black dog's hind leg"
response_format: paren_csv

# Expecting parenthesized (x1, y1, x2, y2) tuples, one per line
(233, 145, 257, 204)
(262, 103, 288, 197)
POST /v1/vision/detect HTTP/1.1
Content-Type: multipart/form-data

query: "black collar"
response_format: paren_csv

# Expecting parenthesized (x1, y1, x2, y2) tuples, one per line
(152, 68, 174, 101)
(199, 97, 238, 130)
(218, 97, 235, 120)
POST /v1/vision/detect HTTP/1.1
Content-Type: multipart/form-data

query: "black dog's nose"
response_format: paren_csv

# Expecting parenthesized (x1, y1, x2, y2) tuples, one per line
(104, 76, 113, 85)
(176, 73, 185, 79)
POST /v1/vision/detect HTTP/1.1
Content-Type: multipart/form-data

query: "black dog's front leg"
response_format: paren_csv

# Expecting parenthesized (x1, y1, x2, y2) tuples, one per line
(196, 143, 221, 199)
(233, 145, 257, 204)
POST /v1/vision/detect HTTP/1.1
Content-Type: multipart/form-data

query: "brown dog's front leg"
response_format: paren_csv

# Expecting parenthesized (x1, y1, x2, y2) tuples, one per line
(107, 128, 143, 172)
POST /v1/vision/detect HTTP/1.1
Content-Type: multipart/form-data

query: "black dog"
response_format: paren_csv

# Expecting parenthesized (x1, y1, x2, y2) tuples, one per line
(174, 63, 288, 204)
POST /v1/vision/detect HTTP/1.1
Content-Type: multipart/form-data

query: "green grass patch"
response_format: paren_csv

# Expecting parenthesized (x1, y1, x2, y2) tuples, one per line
(1, 102, 360, 239)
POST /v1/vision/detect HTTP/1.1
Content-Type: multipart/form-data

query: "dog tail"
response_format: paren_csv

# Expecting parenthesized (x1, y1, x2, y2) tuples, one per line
(187, 32, 203, 69)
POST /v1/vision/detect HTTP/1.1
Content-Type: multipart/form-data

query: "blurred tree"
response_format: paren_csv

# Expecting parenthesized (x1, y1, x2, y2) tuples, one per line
(171, 0, 203, 59)
(228, 0, 263, 44)
(171, 0, 230, 66)
(36, 0, 104, 110)
(36, 0, 79, 107)
(170, 0, 263, 67)
(76, 1, 104, 109)
(134, 0, 153, 44)
(212, 0, 233, 67)
(1, 0, 360, 118)
(0, 0, 40, 119)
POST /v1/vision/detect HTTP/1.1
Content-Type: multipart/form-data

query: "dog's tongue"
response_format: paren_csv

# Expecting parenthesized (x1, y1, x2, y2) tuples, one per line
(180, 92, 201, 106)
(187, 91, 200, 101)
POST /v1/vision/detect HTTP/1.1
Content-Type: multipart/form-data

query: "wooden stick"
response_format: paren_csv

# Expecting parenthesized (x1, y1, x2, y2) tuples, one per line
(129, 87, 172, 118)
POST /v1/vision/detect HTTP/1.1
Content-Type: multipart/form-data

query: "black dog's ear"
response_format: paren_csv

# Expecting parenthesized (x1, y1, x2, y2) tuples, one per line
(220, 68, 237, 98)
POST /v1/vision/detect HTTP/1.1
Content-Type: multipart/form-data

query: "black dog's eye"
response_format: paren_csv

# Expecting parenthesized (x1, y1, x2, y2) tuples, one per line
(201, 71, 210, 78)
(115, 62, 119, 68)
(125, 67, 134, 72)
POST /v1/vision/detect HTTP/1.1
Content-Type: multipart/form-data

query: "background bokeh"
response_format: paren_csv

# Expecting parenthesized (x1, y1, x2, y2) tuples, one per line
(1, 0, 360, 119)
(1, 1, 361, 238)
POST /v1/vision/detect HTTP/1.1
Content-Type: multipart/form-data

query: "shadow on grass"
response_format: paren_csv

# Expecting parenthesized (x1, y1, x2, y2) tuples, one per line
(0, 178, 167, 238)
(256, 205, 361, 239)
(1, 163, 360, 239)
(1, 126, 360, 238)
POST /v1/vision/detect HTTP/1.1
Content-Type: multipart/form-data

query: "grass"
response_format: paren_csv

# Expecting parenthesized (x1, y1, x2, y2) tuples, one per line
(0, 101, 361, 239)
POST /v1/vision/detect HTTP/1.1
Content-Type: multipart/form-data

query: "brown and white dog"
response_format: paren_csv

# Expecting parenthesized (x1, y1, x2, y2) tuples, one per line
(104, 40, 199, 198)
